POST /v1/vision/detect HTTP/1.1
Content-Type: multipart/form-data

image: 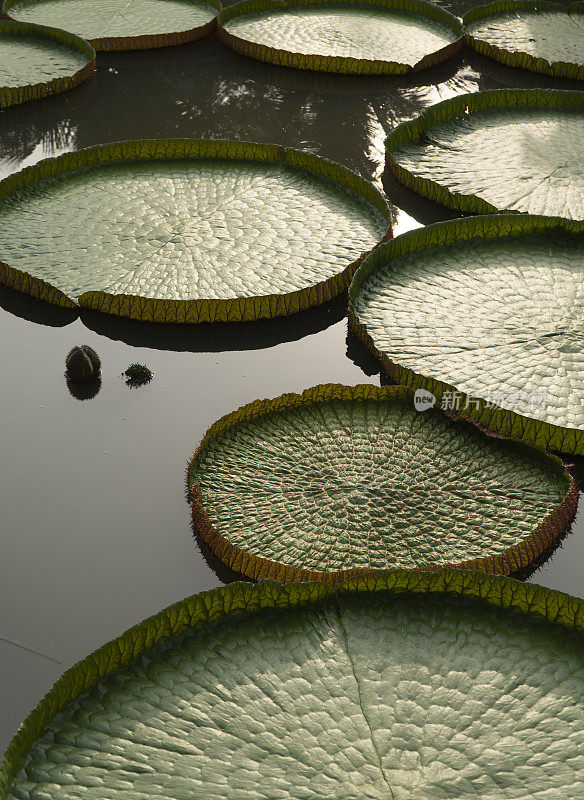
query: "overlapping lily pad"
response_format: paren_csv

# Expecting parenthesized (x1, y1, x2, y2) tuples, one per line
(2, 0, 221, 51)
(0, 20, 95, 107)
(386, 88, 584, 219)
(464, 1, 584, 81)
(4, 572, 584, 799)
(188, 383, 576, 582)
(218, 0, 463, 75)
(0, 139, 390, 323)
(349, 215, 584, 456)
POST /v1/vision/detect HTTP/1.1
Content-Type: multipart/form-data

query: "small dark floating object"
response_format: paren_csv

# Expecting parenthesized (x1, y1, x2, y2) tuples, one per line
(124, 363, 153, 387)
(66, 376, 101, 401)
(65, 344, 101, 382)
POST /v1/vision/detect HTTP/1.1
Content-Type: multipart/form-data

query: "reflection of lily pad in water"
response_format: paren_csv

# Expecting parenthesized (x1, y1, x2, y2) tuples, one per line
(349, 214, 584, 455)
(386, 88, 584, 219)
(464, 1, 584, 81)
(0, 139, 390, 323)
(218, 0, 462, 74)
(4, 572, 584, 799)
(0, 20, 95, 107)
(3, 0, 220, 51)
(188, 384, 576, 582)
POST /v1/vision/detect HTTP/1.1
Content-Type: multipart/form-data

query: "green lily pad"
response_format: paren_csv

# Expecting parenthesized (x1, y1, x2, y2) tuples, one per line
(218, 0, 463, 75)
(3, 572, 584, 799)
(349, 215, 584, 456)
(386, 88, 584, 220)
(464, 1, 584, 81)
(3, 0, 221, 51)
(0, 20, 95, 108)
(187, 383, 576, 582)
(0, 139, 390, 323)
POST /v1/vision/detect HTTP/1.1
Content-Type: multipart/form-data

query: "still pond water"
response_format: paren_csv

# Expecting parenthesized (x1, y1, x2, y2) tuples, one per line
(1, 0, 583, 753)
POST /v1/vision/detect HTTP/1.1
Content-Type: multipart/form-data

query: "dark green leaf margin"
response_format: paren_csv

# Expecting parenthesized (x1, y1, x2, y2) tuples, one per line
(3, 569, 584, 798)
(0, 138, 391, 322)
(385, 88, 584, 216)
(188, 382, 578, 580)
(463, 1, 584, 82)
(348, 215, 584, 456)
(217, 0, 463, 75)
(2, 0, 221, 51)
(0, 19, 95, 108)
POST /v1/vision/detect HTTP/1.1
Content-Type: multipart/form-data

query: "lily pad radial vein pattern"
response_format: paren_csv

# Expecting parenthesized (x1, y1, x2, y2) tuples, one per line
(464, 1, 584, 81)
(2, 0, 221, 51)
(0, 139, 390, 322)
(4, 572, 584, 799)
(218, 0, 463, 74)
(188, 384, 576, 582)
(385, 88, 584, 220)
(349, 215, 584, 455)
(0, 20, 95, 108)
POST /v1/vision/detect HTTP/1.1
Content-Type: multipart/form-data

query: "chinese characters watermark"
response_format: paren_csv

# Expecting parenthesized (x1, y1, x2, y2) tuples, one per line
(413, 389, 548, 414)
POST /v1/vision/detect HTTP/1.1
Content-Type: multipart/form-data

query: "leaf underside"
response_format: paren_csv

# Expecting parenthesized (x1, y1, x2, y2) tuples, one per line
(188, 384, 576, 581)
(349, 215, 584, 455)
(3, 572, 584, 800)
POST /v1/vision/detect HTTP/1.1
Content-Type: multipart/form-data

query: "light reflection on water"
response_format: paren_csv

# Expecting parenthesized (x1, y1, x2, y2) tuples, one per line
(0, 28, 582, 753)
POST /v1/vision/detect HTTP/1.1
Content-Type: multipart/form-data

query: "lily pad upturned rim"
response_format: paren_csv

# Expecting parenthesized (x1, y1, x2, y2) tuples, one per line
(385, 87, 584, 217)
(217, 0, 463, 75)
(3, 568, 584, 799)
(0, 138, 391, 323)
(187, 382, 577, 583)
(463, 1, 584, 82)
(0, 19, 95, 108)
(2, 0, 222, 51)
(348, 214, 584, 456)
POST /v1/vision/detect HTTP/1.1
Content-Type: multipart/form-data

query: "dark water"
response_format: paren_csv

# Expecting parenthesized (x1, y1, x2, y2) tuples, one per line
(1, 6, 583, 753)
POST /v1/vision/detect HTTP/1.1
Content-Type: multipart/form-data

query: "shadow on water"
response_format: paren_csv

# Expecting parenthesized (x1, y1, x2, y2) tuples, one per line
(345, 324, 381, 377)
(192, 527, 251, 585)
(0, 281, 348, 352)
(66, 376, 102, 401)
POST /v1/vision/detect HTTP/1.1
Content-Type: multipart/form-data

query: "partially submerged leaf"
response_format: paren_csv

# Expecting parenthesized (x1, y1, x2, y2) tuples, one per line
(218, 0, 463, 74)
(349, 215, 584, 455)
(464, 1, 584, 81)
(386, 88, 584, 220)
(3, 0, 221, 51)
(0, 139, 390, 322)
(0, 20, 95, 108)
(188, 383, 576, 581)
(3, 572, 584, 799)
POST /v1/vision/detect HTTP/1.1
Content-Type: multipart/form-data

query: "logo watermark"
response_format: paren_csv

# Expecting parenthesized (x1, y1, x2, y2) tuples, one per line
(413, 389, 548, 414)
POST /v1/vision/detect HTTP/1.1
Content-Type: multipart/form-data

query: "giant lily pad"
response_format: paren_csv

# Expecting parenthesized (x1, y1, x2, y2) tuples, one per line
(217, 0, 463, 75)
(349, 215, 584, 456)
(385, 88, 584, 220)
(187, 383, 576, 582)
(464, 1, 584, 81)
(4, 572, 584, 799)
(0, 20, 95, 108)
(2, 0, 221, 51)
(0, 139, 390, 323)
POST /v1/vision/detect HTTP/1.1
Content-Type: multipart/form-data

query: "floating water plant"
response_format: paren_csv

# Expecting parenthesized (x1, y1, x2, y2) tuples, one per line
(64, 344, 101, 382)
(385, 88, 584, 219)
(218, 0, 462, 75)
(2, 0, 221, 51)
(3, 571, 584, 798)
(0, 139, 390, 322)
(464, 1, 584, 81)
(0, 20, 95, 108)
(349, 214, 584, 456)
(124, 362, 153, 387)
(187, 384, 577, 582)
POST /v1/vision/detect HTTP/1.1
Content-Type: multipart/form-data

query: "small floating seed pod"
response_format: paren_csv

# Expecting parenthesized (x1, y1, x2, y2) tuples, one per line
(65, 345, 101, 382)
(124, 363, 153, 387)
